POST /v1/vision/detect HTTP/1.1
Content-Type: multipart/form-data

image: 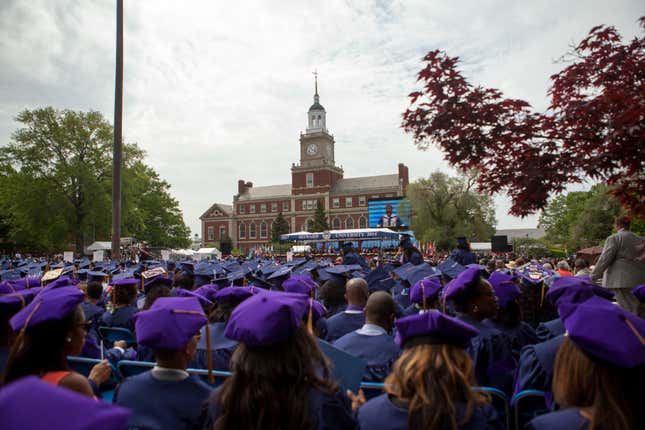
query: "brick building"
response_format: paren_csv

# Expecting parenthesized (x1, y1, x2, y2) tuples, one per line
(200, 79, 409, 253)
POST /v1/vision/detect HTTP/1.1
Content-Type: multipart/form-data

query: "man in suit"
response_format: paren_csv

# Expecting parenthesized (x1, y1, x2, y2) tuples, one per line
(591, 216, 645, 317)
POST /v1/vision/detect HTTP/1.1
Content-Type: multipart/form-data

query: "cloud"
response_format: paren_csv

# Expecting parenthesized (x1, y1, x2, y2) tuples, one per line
(1, 0, 642, 236)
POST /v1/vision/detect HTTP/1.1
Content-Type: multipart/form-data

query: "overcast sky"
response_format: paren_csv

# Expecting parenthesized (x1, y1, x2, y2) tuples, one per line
(1, 1, 642, 237)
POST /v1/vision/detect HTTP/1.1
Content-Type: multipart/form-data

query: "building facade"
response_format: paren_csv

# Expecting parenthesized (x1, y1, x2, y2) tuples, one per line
(200, 79, 409, 253)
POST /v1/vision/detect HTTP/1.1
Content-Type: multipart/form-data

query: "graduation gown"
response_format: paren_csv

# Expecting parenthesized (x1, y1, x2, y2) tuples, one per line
(535, 318, 564, 342)
(192, 322, 238, 371)
(101, 304, 138, 332)
(114, 370, 212, 430)
(513, 334, 564, 407)
(402, 304, 421, 317)
(391, 282, 411, 310)
(526, 408, 589, 430)
(357, 393, 504, 430)
(333, 329, 400, 382)
(483, 320, 539, 357)
(326, 311, 365, 342)
(450, 249, 477, 266)
(455, 314, 517, 394)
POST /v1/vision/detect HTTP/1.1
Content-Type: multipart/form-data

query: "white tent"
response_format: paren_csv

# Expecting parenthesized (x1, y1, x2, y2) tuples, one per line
(196, 247, 222, 259)
(471, 242, 492, 251)
(86, 241, 112, 252)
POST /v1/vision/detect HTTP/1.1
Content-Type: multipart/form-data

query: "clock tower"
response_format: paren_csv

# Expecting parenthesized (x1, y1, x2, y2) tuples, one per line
(292, 73, 343, 195)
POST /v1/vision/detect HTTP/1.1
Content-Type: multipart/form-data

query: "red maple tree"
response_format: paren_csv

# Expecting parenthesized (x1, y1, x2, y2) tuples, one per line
(402, 18, 645, 217)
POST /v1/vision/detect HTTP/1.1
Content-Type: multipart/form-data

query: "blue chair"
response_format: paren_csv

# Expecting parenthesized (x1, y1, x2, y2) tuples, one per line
(359, 381, 387, 400)
(117, 360, 156, 379)
(187, 368, 232, 388)
(474, 386, 510, 430)
(98, 326, 137, 346)
(67, 356, 119, 402)
(511, 389, 548, 430)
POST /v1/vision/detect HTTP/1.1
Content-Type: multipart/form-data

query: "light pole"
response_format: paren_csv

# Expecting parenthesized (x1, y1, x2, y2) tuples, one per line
(111, 0, 123, 258)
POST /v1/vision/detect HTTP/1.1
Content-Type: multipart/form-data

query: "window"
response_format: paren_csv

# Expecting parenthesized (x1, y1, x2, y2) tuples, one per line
(306, 173, 314, 188)
(207, 226, 214, 241)
(359, 196, 366, 206)
(332, 217, 341, 229)
(239, 223, 246, 239)
(371, 195, 379, 199)
(359, 216, 367, 228)
(271, 202, 278, 212)
(345, 197, 353, 208)
(283, 201, 289, 211)
(219, 226, 226, 239)
(332, 198, 340, 208)
(260, 203, 267, 213)
(239, 205, 246, 214)
(249, 223, 257, 239)
(260, 222, 267, 238)
(346, 217, 354, 229)
(249, 204, 256, 214)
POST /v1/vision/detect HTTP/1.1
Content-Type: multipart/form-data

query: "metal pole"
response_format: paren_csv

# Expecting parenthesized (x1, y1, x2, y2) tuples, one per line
(111, 0, 123, 258)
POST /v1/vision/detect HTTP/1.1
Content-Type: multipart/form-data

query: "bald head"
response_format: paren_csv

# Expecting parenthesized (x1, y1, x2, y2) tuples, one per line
(346, 278, 368, 307)
(365, 291, 396, 332)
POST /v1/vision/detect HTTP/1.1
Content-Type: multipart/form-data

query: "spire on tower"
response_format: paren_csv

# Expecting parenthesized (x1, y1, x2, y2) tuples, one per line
(313, 69, 318, 96)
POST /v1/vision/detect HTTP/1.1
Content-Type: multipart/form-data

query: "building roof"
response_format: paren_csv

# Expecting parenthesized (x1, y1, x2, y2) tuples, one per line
(309, 102, 325, 111)
(495, 228, 546, 240)
(199, 203, 233, 220)
(331, 174, 400, 194)
(237, 184, 292, 201)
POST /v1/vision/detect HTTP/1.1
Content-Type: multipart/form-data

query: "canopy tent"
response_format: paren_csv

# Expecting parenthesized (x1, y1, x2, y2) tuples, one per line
(280, 228, 401, 243)
(86, 241, 112, 252)
(196, 247, 222, 259)
(170, 248, 196, 257)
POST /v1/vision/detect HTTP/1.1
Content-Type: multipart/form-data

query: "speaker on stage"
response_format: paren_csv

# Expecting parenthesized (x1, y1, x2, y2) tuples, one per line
(491, 235, 509, 253)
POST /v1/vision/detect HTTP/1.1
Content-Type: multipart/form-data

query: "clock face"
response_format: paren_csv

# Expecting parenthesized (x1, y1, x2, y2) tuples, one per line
(306, 143, 318, 155)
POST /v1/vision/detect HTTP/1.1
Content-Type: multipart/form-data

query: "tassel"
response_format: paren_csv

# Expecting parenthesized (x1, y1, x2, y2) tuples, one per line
(307, 298, 314, 335)
(422, 283, 427, 311)
(205, 321, 214, 384)
(623, 317, 645, 347)
(539, 284, 546, 307)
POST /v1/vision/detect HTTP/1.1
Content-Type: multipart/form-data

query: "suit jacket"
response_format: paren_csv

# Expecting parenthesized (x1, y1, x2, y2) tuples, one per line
(590, 229, 645, 289)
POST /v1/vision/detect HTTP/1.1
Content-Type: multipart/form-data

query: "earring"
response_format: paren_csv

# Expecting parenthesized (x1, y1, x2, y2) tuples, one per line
(473, 305, 479, 314)
(66, 337, 72, 343)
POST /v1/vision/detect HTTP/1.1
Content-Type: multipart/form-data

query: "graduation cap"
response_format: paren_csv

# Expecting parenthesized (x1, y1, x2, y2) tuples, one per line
(436, 258, 466, 280)
(282, 275, 318, 295)
(10, 286, 84, 332)
(43, 275, 79, 290)
(632, 284, 645, 302)
(545, 276, 613, 307)
(7, 277, 42, 291)
(395, 310, 479, 349)
(226, 270, 246, 284)
(488, 272, 522, 308)
(392, 263, 415, 279)
(75, 269, 90, 281)
(325, 265, 363, 275)
(112, 268, 137, 282)
(87, 270, 109, 283)
(214, 286, 260, 304)
(257, 263, 280, 276)
(370, 277, 395, 294)
(0, 288, 43, 315)
(267, 265, 292, 280)
(317, 339, 367, 393)
(177, 261, 195, 277)
(401, 264, 437, 286)
(410, 277, 442, 308)
(1, 269, 23, 282)
(173, 288, 213, 308)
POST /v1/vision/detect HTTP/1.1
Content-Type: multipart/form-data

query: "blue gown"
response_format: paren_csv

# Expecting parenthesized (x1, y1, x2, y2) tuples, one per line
(526, 408, 588, 430)
(402, 304, 421, 316)
(483, 320, 538, 357)
(358, 393, 504, 430)
(192, 322, 238, 371)
(535, 318, 564, 342)
(0, 346, 8, 376)
(450, 249, 477, 266)
(406, 251, 424, 266)
(391, 282, 411, 310)
(333, 330, 400, 382)
(513, 334, 564, 407)
(455, 314, 517, 394)
(101, 304, 138, 332)
(206, 386, 356, 430)
(113, 370, 212, 430)
(342, 252, 368, 269)
(326, 311, 365, 342)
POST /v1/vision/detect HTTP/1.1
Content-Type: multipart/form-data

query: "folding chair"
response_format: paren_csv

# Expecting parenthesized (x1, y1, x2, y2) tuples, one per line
(98, 326, 137, 346)
(474, 386, 510, 430)
(117, 360, 155, 379)
(511, 389, 548, 430)
(187, 368, 232, 388)
(67, 356, 119, 402)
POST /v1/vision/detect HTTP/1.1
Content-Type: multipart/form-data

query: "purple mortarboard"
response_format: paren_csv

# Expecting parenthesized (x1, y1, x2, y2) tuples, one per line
(631, 284, 645, 302)
(0, 376, 131, 430)
(44, 276, 79, 289)
(225, 290, 307, 346)
(0, 288, 42, 315)
(304, 299, 327, 323)
(9, 286, 83, 331)
(8, 277, 42, 290)
(282, 275, 318, 295)
(436, 258, 467, 280)
(558, 296, 645, 368)
(545, 276, 612, 307)
(194, 284, 220, 302)
(0, 281, 21, 295)
(135, 297, 207, 350)
(143, 275, 173, 293)
(111, 277, 139, 287)
(488, 271, 522, 308)
(214, 286, 259, 304)
(410, 277, 442, 306)
(174, 288, 213, 308)
(443, 267, 485, 301)
(395, 310, 480, 349)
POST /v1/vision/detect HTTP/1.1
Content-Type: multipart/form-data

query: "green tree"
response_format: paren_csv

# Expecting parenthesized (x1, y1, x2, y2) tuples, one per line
(271, 212, 290, 242)
(0, 107, 190, 253)
(406, 171, 496, 250)
(312, 205, 329, 232)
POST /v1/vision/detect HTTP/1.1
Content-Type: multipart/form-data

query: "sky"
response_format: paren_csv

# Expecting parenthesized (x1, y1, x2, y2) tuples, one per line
(1, 0, 643, 237)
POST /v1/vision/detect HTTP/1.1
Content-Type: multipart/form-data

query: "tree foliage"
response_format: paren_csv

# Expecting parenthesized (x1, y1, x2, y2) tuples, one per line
(539, 184, 621, 250)
(0, 107, 190, 253)
(406, 171, 496, 250)
(271, 212, 290, 242)
(312, 205, 330, 232)
(402, 18, 645, 217)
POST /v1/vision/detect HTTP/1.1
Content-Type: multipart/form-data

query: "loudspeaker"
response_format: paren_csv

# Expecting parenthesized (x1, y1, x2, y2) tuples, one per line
(491, 235, 509, 253)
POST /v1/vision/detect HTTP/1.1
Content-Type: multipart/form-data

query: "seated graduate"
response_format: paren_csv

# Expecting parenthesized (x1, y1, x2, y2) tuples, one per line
(398, 235, 424, 266)
(205, 290, 356, 430)
(341, 242, 368, 269)
(0, 288, 42, 374)
(442, 267, 516, 394)
(2, 286, 111, 396)
(355, 310, 504, 430)
(0, 376, 131, 430)
(333, 291, 401, 382)
(319, 278, 348, 317)
(113, 297, 212, 430)
(81, 280, 106, 330)
(402, 276, 442, 316)
(534, 317, 564, 342)
(526, 296, 645, 430)
(304, 298, 329, 339)
(513, 276, 616, 407)
(326, 278, 368, 342)
(484, 271, 538, 356)
(101, 278, 139, 332)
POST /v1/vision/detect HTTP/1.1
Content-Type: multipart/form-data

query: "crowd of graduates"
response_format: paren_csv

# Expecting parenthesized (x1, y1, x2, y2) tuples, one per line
(0, 233, 644, 430)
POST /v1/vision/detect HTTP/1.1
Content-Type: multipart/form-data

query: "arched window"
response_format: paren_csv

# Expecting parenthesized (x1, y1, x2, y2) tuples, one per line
(239, 223, 246, 239)
(345, 217, 354, 229)
(359, 216, 367, 229)
(260, 222, 267, 238)
(249, 223, 257, 239)
(332, 217, 341, 229)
